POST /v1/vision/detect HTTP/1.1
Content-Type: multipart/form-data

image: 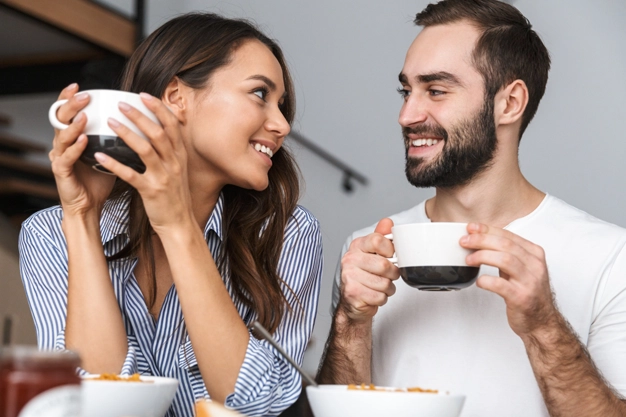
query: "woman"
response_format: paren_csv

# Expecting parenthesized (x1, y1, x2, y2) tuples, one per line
(19, 13, 322, 417)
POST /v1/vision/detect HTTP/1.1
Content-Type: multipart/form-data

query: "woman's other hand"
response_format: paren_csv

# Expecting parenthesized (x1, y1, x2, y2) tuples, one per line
(49, 84, 116, 217)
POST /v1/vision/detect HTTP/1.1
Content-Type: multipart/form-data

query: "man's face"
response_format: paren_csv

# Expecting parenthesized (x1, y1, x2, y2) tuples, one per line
(398, 21, 497, 188)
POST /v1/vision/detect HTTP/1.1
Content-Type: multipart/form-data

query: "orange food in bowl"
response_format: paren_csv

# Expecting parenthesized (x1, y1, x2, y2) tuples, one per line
(87, 373, 148, 382)
(347, 383, 438, 393)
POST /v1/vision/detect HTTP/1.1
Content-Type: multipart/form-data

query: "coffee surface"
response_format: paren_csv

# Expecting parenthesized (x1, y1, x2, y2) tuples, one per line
(400, 265, 479, 291)
(83, 135, 145, 173)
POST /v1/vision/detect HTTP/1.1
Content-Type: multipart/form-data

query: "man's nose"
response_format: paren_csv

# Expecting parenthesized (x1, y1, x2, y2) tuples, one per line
(398, 95, 428, 128)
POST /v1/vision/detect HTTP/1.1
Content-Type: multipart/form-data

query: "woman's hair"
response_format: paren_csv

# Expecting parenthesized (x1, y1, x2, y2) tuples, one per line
(108, 12, 300, 334)
(415, 0, 551, 140)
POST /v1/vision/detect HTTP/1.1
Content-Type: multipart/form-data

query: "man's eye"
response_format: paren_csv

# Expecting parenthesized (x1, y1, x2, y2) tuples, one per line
(429, 89, 446, 96)
(396, 87, 410, 99)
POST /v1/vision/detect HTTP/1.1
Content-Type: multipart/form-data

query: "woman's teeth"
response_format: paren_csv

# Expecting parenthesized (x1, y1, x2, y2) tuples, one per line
(412, 139, 439, 147)
(254, 143, 273, 158)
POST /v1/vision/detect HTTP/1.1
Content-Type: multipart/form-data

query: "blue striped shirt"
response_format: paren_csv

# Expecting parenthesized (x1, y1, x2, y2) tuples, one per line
(18, 194, 323, 417)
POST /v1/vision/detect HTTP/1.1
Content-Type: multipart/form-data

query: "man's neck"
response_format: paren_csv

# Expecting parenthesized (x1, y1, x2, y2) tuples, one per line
(425, 161, 545, 228)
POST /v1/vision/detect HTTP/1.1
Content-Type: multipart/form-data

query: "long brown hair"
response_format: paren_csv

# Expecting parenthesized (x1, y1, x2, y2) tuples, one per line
(108, 12, 300, 334)
(415, 0, 551, 139)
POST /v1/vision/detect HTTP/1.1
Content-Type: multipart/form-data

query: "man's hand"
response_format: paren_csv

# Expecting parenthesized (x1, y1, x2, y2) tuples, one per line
(460, 223, 626, 416)
(460, 222, 557, 337)
(339, 218, 401, 322)
(317, 218, 400, 385)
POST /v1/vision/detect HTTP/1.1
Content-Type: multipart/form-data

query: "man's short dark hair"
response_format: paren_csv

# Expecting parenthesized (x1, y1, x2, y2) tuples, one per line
(415, 0, 551, 139)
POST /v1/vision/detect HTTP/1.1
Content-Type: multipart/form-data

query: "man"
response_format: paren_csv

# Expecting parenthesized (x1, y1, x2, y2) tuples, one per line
(316, 1, 626, 416)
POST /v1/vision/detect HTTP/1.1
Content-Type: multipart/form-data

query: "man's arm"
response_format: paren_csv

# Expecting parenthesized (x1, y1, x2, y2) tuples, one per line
(462, 223, 626, 416)
(317, 219, 399, 384)
(317, 307, 372, 384)
(523, 312, 626, 416)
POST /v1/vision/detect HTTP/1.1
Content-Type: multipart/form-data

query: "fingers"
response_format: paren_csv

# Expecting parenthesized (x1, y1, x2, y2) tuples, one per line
(350, 228, 396, 258)
(50, 112, 89, 160)
(465, 223, 545, 259)
(374, 218, 394, 236)
(50, 134, 88, 177)
(118, 94, 180, 159)
(55, 84, 90, 126)
(461, 224, 545, 278)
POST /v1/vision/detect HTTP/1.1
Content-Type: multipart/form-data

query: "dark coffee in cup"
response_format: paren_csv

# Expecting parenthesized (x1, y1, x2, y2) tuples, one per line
(399, 266, 480, 291)
(49, 90, 159, 174)
(82, 135, 146, 173)
(386, 223, 478, 291)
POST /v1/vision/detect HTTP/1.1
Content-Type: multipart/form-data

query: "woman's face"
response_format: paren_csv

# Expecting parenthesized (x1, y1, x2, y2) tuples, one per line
(183, 39, 290, 191)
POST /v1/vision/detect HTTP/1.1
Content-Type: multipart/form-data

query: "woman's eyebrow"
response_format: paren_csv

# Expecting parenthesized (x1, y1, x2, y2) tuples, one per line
(246, 74, 277, 91)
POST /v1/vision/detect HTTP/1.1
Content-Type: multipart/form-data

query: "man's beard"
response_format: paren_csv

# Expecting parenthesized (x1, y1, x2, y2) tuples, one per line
(404, 100, 497, 189)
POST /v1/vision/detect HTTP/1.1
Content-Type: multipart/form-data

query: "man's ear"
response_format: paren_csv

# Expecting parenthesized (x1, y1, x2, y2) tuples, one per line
(162, 77, 187, 124)
(495, 79, 528, 128)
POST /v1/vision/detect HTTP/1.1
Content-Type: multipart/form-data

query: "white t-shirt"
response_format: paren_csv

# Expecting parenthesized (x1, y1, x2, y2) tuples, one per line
(332, 195, 626, 416)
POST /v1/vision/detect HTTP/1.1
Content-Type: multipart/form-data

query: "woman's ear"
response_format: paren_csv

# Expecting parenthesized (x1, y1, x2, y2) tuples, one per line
(494, 79, 528, 128)
(162, 77, 187, 124)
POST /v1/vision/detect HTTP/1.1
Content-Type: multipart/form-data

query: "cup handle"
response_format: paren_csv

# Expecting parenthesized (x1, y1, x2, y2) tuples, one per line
(383, 233, 398, 265)
(48, 99, 70, 130)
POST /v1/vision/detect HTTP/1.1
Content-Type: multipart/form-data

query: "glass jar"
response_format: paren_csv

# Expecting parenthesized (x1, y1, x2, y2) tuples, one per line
(0, 346, 81, 417)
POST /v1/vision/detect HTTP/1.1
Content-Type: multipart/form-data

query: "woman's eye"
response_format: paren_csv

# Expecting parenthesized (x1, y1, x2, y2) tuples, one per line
(253, 88, 268, 101)
(396, 87, 410, 100)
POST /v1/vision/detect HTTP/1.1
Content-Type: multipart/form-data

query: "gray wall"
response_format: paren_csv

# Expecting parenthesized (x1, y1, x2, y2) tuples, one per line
(2, 0, 624, 373)
(147, 0, 626, 374)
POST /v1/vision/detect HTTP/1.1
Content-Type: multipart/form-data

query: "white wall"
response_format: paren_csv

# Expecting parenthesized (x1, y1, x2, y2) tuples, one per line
(143, 0, 626, 374)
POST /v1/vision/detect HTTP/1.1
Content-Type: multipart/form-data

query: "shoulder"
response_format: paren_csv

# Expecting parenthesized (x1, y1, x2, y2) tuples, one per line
(284, 205, 321, 241)
(512, 195, 626, 263)
(20, 205, 64, 242)
(524, 195, 626, 243)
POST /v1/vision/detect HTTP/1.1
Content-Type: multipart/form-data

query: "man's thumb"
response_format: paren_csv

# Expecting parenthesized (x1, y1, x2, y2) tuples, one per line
(374, 218, 394, 235)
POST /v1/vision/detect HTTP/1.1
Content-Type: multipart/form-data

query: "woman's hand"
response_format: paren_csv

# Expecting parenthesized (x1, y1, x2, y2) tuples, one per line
(93, 93, 195, 233)
(49, 84, 116, 216)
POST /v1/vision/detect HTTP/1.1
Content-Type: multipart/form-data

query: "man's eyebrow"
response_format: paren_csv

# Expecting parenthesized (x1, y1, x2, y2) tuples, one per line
(398, 71, 464, 87)
(418, 72, 464, 86)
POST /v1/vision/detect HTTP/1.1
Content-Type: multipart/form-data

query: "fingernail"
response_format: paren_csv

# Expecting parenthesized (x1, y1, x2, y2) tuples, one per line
(108, 117, 121, 128)
(139, 92, 153, 101)
(94, 152, 107, 163)
(74, 112, 85, 123)
(118, 102, 131, 112)
(460, 235, 469, 244)
(66, 83, 78, 90)
(77, 134, 87, 143)
(76, 92, 89, 101)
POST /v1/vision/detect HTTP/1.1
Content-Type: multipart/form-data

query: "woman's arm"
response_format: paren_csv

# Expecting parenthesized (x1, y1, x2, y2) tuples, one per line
(46, 84, 127, 372)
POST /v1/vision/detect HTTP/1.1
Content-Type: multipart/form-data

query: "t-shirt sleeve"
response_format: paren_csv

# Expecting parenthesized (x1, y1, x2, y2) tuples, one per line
(587, 241, 626, 396)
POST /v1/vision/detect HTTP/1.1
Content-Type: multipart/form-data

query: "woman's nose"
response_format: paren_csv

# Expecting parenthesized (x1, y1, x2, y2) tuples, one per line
(266, 107, 291, 139)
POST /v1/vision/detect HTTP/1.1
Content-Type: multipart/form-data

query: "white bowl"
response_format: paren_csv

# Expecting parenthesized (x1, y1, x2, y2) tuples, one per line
(81, 375, 179, 417)
(306, 385, 465, 417)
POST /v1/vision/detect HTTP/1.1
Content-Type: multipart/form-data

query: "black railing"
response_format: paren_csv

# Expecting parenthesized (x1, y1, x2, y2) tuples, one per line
(288, 130, 369, 193)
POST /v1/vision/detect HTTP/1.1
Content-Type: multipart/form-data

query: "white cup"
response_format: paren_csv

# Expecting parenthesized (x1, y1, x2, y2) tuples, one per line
(48, 89, 159, 174)
(386, 222, 478, 291)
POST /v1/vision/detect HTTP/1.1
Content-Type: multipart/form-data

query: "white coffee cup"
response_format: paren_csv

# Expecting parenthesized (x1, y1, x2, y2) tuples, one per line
(48, 89, 159, 174)
(386, 222, 479, 291)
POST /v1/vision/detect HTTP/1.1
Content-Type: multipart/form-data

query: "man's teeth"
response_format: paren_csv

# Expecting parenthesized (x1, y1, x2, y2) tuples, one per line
(254, 143, 273, 158)
(412, 139, 439, 147)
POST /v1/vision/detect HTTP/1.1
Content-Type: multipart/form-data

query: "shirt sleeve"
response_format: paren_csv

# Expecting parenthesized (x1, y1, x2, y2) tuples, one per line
(223, 208, 323, 416)
(587, 241, 626, 396)
(18, 209, 138, 375)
